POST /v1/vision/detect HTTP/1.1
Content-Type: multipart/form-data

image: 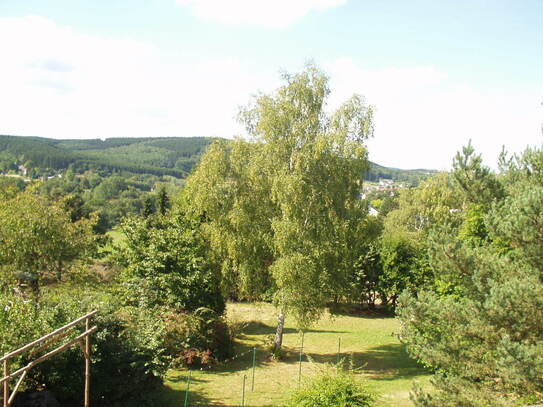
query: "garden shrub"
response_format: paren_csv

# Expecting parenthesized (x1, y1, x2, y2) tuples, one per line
(285, 371, 375, 407)
(162, 307, 232, 367)
(0, 288, 170, 406)
(117, 214, 225, 315)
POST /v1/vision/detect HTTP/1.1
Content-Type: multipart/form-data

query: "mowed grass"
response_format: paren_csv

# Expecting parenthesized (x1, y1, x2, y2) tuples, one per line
(157, 302, 430, 407)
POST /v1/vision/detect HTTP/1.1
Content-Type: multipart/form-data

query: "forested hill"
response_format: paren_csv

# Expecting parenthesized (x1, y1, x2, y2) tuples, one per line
(0, 135, 213, 178)
(0, 135, 435, 183)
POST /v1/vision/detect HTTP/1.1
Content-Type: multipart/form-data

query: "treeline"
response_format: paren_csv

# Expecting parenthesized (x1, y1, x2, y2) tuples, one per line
(0, 135, 213, 178)
(0, 135, 433, 185)
(365, 161, 436, 185)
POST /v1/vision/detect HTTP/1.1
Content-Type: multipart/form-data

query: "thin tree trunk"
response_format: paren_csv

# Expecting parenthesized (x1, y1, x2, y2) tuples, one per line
(273, 310, 285, 356)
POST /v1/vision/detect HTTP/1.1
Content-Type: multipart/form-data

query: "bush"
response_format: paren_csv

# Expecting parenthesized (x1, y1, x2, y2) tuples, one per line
(0, 288, 170, 407)
(286, 371, 375, 407)
(117, 214, 225, 314)
(162, 307, 232, 368)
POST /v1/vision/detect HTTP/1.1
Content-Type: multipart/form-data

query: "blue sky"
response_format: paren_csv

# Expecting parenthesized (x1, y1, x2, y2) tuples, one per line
(1, 0, 541, 169)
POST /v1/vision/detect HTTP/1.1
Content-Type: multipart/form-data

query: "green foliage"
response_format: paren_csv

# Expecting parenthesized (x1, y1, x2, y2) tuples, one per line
(398, 145, 543, 406)
(0, 135, 213, 178)
(379, 231, 430, 308)
(285, 371, 375, 407)
(0, 189, 97, 281)
(366, 162, 436, 186)
(457, 203, 488, 246)
(162, 307, 232, 367)
(452, 141, 504, 206)
(185, 64, 373, 332)
(157, 186, 171, 215)
(384, 172, 463, 235)
(0, 288, 170, 406)
(117, 212, 225, 314)
(350, 243, 382, 309)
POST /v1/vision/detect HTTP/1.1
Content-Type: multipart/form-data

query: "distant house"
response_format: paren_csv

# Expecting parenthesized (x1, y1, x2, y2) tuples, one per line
(378, 179, 394, 187)
(17, 165, 28, 176)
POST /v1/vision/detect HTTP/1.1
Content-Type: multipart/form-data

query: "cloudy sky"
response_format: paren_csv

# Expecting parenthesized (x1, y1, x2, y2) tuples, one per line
(1, 0, 542, 169)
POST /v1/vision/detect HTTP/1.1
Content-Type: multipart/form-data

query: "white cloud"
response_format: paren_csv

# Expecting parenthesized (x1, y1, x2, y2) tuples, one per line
(176, 0, 347, 28)
(0, 17, 540, 170)
(325, 58, 542, 170)
(0, 16, 277, 142)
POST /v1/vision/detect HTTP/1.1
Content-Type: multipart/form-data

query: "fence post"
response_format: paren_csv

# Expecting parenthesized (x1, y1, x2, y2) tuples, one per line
(337, 337, 341, 373)
(298, 331, 305, 387)
(84, 316, 90, 407)
(3, 359, 7, 407)
(241, 374, 246, 407)
(251, 347, 256, 391)
(183, 370, 192, 407)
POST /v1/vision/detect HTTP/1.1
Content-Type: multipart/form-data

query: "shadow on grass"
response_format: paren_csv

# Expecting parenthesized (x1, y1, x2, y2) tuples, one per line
(155, 312, 427, 405)
(158, 370, 278, 407)
(150, 379, 214, 407)
(242, 320, 347, 337)
(356, 343, 428, 380)
(327, 302, 395, 318)
(277, 343, 428, 382)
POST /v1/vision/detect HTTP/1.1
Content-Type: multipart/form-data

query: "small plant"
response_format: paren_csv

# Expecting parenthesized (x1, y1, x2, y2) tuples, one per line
(285, 370, 375, 407)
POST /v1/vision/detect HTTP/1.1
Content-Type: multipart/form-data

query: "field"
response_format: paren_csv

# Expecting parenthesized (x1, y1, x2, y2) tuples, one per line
(156, 303, 430, 407)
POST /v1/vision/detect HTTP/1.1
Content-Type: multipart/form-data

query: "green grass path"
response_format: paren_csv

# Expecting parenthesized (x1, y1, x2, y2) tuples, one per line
(156, 303, 429, 407)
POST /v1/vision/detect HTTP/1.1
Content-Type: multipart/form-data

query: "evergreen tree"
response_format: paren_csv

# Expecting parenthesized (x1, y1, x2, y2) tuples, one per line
(398, 146, 543, 406)
(157, 187, 170, 215)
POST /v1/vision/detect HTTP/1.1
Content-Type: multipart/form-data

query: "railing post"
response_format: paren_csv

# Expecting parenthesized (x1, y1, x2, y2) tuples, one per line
(298, 331, 304, 387)
(337, 337, 341, 373)
(84, 317, 90, 407)
(241, 374, 246, 407)
(183, 370, 191, 407)
(3, 359, 8, 407)
(251, 347, 256, 392)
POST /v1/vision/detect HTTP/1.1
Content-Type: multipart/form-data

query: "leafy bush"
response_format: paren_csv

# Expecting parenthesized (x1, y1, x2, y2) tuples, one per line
(162, 307, 232, 367)
(117, 213, 225, 314)
(286, 372, 375, 407)
(0, 288, 170, 406)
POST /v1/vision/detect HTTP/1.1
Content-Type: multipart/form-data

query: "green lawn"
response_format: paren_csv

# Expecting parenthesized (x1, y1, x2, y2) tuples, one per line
(156, 303, 429, 407)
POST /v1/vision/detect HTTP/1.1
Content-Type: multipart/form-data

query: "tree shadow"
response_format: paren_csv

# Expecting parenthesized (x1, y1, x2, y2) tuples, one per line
(154, 316, 426, 405)
(241, 320, 346, 337)
(148, 380, 215, 407)
(287, 343, 428, 381)
(327, 302, 395, 318)
(158, 368, 278, 407)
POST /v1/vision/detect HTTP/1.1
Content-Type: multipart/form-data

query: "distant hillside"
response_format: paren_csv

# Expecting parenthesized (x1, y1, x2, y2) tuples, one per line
(0, 135, 436, 184)
(365, 161, 437, 185)
(0, 135, 213, 178)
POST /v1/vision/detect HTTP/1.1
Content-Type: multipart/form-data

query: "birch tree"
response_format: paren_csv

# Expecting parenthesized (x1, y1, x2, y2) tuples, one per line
(184, 64, 374, 353)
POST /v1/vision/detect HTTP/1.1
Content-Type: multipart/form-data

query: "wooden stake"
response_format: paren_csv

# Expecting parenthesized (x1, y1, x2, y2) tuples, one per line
(84, 317, 90, 407)
(298, 332, 304, 387)
(8, 371, 27, 405)
(183, 371, 191, 407)
(3, 360, 7, 407)
(0, 311, 97, 407)
(0, 327, 97, 384)
(251, 347, 256, 392)
(241, 375, 246, 407)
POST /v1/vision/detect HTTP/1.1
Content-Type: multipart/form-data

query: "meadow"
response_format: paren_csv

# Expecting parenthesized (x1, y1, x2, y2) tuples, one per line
(156, 302, 430, 407)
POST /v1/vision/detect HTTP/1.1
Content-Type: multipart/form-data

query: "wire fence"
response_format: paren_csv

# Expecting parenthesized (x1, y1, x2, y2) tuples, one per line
(182, 332, 346, 407)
